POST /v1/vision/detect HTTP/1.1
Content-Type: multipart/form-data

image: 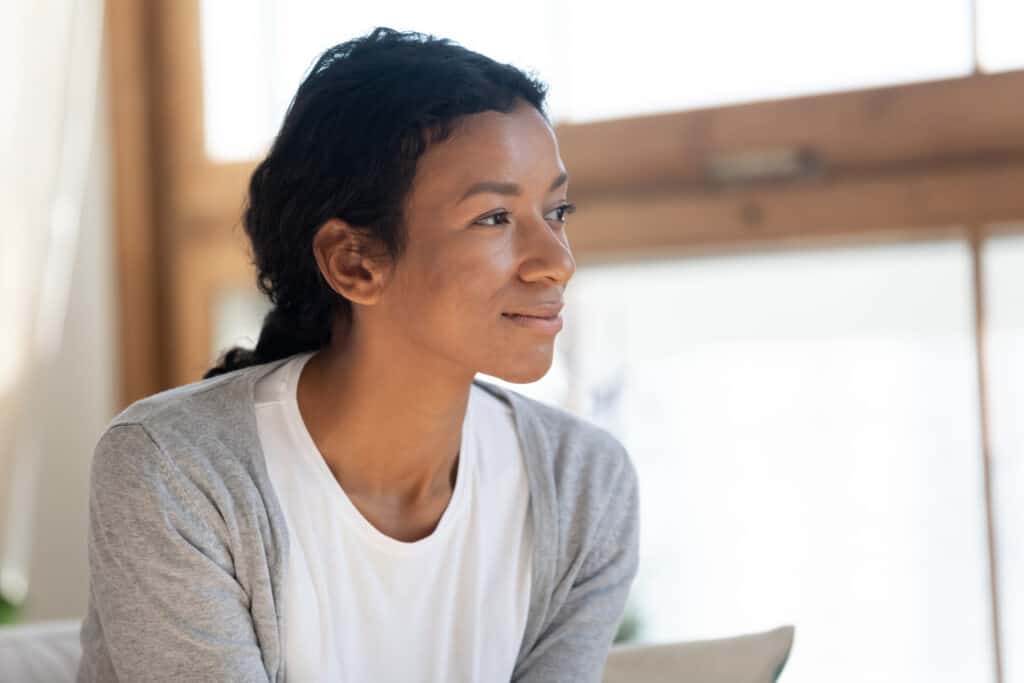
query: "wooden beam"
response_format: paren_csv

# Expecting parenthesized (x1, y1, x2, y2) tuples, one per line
(150, 0, 207, 199)
(556, 70, 1024, 196)
(106, 0, 163, 407)
(569, 158, 1024, 262)
(161, 70, 1024, 228)
(968, 226, 1006, 683)
(146, 1, 1024, 232)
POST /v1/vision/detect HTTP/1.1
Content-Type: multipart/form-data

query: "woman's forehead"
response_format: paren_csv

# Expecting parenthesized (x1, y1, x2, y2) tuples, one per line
(413, 107, 562, 201)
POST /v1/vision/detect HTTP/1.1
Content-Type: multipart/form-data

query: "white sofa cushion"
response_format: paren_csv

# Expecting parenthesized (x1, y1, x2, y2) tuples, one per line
(0, 618, 82, 683)
(0, 618, 794, 682)
(603, 625, 795, 683)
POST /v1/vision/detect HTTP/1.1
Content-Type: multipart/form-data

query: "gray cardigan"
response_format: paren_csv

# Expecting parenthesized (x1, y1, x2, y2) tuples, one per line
(76, 355, 640, 682)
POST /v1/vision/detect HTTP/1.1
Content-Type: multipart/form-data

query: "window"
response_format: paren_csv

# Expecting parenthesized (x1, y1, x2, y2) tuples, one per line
(117, 4, 1024, 678)
(199, 0, 988, 161)
(211, 286, 272, 360)
(487, 239, 996, 681)
(977, 0, 1024, 73)
(984, 231, 1024, 683)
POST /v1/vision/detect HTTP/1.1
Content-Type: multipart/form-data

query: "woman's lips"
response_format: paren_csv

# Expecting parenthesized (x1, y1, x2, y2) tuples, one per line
(501, 312, 564, 334)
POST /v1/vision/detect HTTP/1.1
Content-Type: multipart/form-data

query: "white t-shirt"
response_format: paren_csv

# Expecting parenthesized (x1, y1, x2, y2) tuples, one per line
(254, 351, 533, 682)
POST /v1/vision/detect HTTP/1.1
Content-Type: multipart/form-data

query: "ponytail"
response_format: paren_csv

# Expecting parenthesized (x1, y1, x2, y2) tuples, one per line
(203, 302, 340, 379)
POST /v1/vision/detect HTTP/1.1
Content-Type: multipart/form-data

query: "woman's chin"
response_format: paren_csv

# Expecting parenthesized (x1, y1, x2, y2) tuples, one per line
(485, 359, 553, 385)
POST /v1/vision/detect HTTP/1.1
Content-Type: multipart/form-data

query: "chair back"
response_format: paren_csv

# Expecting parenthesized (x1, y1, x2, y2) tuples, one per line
(603, 624, 795, 683)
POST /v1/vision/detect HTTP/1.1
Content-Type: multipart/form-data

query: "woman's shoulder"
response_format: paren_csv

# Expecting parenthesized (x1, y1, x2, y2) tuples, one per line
(110, 358, 289, 435)
(84, 361, 290, 681)
(471, 377, 637, 504)
(110, 361, 271, 427)
(94, 358, 290, 482)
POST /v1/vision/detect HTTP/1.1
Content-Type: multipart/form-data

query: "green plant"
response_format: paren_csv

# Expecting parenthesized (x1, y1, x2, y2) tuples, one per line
(0, 595, 20, 626)
(613, 597, 643, 644)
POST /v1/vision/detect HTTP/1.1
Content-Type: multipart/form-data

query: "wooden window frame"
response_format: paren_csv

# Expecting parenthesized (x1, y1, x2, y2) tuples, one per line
(109, 0, 1024, 391)
(106, 2, 1024, 680)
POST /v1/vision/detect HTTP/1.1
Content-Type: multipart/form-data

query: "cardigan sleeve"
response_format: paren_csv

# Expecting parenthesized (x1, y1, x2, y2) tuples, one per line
(77, 423, 271, 682)
(511, 443, 641, 683)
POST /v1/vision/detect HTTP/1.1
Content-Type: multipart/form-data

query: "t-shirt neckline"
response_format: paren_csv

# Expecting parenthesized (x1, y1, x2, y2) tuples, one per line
(281, 350, 474, 556)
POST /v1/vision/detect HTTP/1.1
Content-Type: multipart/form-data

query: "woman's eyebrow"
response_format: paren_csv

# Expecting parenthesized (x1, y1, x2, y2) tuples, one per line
(457, 171, 569, 204)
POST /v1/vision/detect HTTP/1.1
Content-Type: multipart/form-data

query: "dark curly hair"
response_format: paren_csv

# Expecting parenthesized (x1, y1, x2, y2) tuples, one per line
(204, 27, 549, 379)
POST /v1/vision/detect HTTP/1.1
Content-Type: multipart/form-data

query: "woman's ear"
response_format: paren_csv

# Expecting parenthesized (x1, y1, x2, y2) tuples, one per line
(311, 218, 392, 306)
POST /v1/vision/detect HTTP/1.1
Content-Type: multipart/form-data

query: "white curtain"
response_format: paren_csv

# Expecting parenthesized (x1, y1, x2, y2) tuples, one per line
(0, 0, 105, 608)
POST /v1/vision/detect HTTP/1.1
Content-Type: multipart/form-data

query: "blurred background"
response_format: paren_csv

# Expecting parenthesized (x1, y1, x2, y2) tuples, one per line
(2, 0, 1023, 681)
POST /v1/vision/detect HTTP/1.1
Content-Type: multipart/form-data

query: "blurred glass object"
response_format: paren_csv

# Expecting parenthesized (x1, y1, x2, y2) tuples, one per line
(211, 286, 271, 360)
(977, 0, 1024, 73)
(983, 230, 1024, 683)
(200, 0, 978, 161)
(542, 241, 995, 682)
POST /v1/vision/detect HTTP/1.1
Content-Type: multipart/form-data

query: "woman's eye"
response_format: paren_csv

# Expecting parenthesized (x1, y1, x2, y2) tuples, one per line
(546, 202, 577, 224)
(475, 202, 576, 228)
(475, 211, 511, 227)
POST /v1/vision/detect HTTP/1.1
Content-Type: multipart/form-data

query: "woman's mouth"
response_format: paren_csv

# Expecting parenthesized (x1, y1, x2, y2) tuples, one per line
(501, 312, 564, 334)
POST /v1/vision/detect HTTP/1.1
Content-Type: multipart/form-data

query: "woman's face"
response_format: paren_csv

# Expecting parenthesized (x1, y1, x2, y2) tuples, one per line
(377, 100, 576, 384)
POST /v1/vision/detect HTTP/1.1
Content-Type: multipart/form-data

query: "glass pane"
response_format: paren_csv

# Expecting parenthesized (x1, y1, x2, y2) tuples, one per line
(200, 0, 975, 161)
(211, 286, 271, 360)
(978, 0, 1024, 73)
(564, 0, 972, 123)
(983, 230, 1024, 683)
(500, 241, 996, 682)
(199, 0, 562, 162)
(199, 0, 277, 162)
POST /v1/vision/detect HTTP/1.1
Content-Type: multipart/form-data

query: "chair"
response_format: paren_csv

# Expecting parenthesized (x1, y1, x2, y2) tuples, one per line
(603, 624, 795, 683)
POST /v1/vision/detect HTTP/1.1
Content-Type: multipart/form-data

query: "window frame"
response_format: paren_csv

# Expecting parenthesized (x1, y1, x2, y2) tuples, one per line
(106, 5, 1022, 676)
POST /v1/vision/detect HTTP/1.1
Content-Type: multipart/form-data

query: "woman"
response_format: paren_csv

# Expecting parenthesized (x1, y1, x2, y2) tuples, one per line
(78, 27, 639, 682)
